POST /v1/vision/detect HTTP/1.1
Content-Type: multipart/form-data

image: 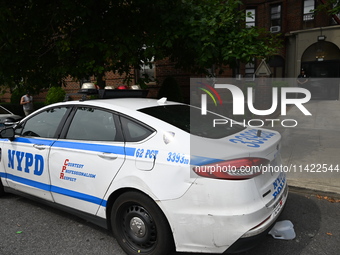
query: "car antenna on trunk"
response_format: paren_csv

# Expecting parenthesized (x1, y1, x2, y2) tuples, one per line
(257, 130, 262, 137)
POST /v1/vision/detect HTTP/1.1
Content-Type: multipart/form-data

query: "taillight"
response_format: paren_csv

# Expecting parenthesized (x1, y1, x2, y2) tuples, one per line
(193, 158, 269, 180)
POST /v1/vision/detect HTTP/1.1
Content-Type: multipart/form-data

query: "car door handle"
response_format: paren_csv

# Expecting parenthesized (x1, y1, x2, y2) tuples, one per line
(33, 144, 47, 150)
(98, 152, 118, 160)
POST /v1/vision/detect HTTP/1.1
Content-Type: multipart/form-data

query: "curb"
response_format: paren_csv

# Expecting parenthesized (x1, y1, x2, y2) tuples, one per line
(288, 185, 340, 199)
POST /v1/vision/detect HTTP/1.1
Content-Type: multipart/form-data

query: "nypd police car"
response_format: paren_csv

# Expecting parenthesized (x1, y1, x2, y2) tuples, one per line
(0, 94, 288, 255)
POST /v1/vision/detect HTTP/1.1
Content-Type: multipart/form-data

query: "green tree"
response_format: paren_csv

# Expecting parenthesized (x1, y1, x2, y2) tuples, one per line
(313, 0, 340, 15)
(45, 86, 66, 105)
(169, 0, 280, 73)
(0, 0, 281, 92)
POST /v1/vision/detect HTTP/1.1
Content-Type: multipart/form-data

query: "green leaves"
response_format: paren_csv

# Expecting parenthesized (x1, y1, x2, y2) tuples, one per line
(0, 0, 280, 91)
(169, 0, 281, 71)
(313, 0, 340, 16)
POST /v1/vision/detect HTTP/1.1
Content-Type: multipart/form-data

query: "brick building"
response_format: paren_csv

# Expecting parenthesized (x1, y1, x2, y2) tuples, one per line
(3, 0, 339, 103)
(90, 0, 340, 101)
(241, 0, 340, 99)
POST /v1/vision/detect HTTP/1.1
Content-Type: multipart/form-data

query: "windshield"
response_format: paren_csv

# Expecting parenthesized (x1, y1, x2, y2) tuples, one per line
(0, 106, 12, 115)
(139, 105, 245, 139)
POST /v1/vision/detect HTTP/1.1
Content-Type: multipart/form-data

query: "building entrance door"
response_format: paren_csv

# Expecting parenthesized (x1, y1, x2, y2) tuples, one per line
(301, 42, 340, 100)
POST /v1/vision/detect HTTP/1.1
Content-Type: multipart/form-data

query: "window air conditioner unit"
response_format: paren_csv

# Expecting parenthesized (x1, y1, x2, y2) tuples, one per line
(270, 26, 281, 33)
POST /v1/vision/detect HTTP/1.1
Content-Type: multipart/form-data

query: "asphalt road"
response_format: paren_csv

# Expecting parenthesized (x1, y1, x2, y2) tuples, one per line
(0, 188, 339, 255)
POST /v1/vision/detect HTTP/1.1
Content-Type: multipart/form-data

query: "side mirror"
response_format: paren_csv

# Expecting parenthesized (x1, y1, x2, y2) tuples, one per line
(0, 128, 15, 141)
(4, 117, 18, 127)
(4, 117, 15, 122)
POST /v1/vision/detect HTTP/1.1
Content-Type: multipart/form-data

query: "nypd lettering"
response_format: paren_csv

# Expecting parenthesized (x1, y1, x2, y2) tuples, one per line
(7, 149, 44, 176)
(272, 172, 286, 199)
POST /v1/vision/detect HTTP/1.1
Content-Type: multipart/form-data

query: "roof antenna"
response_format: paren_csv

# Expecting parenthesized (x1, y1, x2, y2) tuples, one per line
(157, 97, 167, 105)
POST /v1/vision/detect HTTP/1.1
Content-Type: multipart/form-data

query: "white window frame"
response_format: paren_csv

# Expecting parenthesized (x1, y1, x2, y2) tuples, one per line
(303, 0, 315, 21)
(245, 60, 255, 81)
(246, 9, 256, 28)
(270, 4, 281, 27)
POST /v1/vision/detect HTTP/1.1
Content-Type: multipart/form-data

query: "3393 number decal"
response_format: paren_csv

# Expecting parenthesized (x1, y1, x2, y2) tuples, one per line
(167, 152, 189, 164)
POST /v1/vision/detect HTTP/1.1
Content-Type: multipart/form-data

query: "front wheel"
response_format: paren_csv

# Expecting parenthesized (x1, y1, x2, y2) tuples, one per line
(0, 179, 5, 197)
(111, 191, 174, 255)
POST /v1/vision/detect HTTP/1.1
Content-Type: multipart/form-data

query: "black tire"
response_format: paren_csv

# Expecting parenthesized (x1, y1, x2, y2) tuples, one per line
(0, 179, 5, 197)
(111, 191, 174, 255)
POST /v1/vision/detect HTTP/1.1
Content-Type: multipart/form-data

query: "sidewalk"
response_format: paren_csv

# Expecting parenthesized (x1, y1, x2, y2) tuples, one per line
(270, 100, 340, 195)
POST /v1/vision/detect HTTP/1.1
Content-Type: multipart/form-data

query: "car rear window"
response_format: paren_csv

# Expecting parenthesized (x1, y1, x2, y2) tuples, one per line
(139, 105, 245, 139)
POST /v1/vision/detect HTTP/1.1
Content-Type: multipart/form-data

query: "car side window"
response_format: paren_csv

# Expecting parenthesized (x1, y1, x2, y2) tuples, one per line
(120, 116, 154, 142)
(66, 107, 118, 141)
(19, 107, 68, 138)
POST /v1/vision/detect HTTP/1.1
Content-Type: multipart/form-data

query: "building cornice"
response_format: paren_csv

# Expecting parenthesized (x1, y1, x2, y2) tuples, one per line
(287, 25, 340, 36)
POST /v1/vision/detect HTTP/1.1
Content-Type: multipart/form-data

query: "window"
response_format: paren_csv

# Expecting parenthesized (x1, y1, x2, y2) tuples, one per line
(245, 61, 255, 81)
(332, 0, 340, 24)
(120, 116, 154, 142)
(139, 105, 245, 139)
(245, 9, 256, 28)
(19, 107, 68, 138)
(138, 46, 156, 84)
(66, 107, 119, 141)
(303, 0, 315, 21)
(270, 4, 281, 28)
(140, 60, 156, 83)
(0, 106, 12, 115)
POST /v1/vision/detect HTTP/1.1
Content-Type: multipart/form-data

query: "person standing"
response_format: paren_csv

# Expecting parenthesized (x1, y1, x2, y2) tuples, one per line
(20, 92, 34, 116)
(297, 69, 309, 86)
(296, 69, 310, 98)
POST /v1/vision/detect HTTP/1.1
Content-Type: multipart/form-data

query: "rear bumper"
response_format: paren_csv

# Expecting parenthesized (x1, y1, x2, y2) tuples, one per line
(160, 176, 289, 254)
(225, 202, 287, 253)
(240, 183, 288, 238)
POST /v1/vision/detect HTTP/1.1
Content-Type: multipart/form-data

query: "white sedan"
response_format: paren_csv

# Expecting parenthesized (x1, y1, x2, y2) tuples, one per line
(0, 96, 287, 255)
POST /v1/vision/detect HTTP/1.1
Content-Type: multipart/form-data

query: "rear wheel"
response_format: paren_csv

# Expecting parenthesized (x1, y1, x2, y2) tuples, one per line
(111, 191, 174, 255)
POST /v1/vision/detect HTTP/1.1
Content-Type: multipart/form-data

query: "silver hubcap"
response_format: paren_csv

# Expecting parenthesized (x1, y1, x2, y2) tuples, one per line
(130, 216, 146, 238)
